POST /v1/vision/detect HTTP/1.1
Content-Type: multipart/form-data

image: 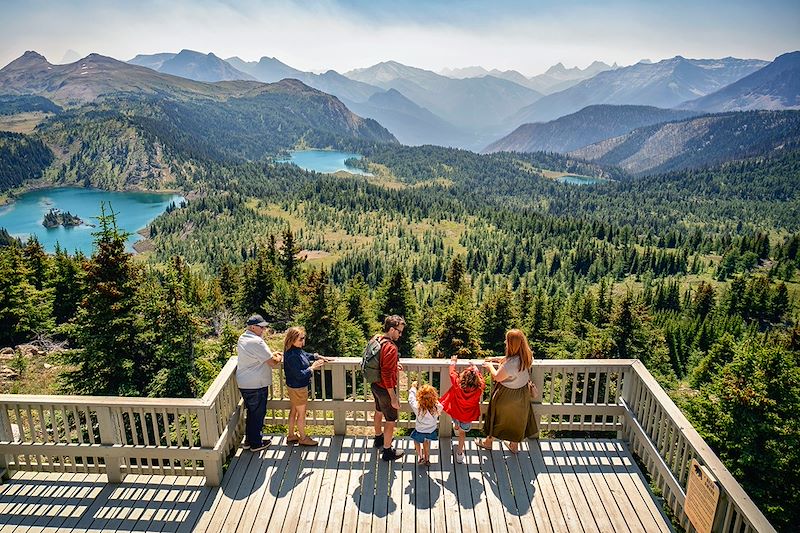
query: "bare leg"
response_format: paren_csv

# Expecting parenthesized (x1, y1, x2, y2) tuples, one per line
(288, 405, 297, 437)
(414, 441, 421, 460)
(457, 428, 466, 454)
(296, 405, 307, 438)
(374, 411, 383, 436)
(423, 440, 431, 462)
(383, 420, 395, 449)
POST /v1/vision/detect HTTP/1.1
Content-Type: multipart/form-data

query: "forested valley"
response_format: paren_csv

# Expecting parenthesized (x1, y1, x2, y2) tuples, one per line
(1, 95, 799, 528)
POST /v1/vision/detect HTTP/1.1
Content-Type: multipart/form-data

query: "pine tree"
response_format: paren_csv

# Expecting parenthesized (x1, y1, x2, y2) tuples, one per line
(0, 245, 53, 345)
(376, 267, 419, 357)
(62, 205, 144, 396)
(479, 285, 518, 356)
(49, 246, 85, 325)
(279, 227, 303, 282)
(344, 273, 374, 339)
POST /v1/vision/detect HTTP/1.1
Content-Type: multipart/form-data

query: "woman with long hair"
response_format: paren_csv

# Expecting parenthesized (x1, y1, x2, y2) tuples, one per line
(476, 329, 538, 453)
(283, 326, 330, 446)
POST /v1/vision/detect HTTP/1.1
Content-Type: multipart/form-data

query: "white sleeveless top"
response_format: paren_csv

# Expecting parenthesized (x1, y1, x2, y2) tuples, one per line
(498, 356, 530, 389)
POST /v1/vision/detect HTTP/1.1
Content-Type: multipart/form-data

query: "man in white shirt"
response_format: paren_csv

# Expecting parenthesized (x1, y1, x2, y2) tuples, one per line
(236, 314, 283, 452)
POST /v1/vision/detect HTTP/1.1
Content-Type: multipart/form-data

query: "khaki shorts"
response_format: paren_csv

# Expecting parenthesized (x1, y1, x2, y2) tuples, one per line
(288, 386, 309, 407)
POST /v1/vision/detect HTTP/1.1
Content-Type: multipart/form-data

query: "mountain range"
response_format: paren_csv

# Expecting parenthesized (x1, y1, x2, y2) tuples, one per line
(569, 110, 800, 175)
(510, 56, 769, 125)
(483, 105, 700, 154)
(439, 61, 615, 94)
(129, 50, 256, 82)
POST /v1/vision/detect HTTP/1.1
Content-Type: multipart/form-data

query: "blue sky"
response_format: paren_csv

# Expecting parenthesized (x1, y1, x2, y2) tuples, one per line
(2, 0, 798, 74)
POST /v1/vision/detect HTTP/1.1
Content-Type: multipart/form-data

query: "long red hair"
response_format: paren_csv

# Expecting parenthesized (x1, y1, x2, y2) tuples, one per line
(505, 329, 533, 371)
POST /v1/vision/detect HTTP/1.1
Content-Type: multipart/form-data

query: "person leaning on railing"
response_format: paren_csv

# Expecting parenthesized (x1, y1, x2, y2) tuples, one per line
(476, 329, 539, 453)
(236, 314, 283, 452)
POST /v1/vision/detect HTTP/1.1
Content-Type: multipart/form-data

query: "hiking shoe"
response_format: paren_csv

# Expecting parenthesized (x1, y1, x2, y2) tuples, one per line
(298, 436, 319, 446)
(373, 434, 385, 448)
(382, 447, 404, 461)
(455, 451, 465, 464)
(251, 438, 272, 452)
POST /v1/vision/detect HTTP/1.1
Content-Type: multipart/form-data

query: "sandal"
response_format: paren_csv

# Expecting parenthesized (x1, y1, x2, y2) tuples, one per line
(503, 441, 520, 454)
(474, 438, 493, 451)
(298, 436, 319, 446)
(287, 433, 300, 444)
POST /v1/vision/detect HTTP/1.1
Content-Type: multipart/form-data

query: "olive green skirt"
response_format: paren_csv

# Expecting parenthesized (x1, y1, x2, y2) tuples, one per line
(484, 383, 539, 442)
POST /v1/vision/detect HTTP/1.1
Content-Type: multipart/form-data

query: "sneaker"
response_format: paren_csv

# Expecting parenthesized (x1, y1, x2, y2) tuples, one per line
(373, 434, 385, 448)
(455, 451, 465, 464)
(298, 436, 319, 446)
(251, 438, 272, 452)
(241, 441, 251, 449)
(382, 447, 404, 462)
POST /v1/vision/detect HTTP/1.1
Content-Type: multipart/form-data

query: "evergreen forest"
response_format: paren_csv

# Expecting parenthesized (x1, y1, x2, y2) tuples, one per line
(0, 98, 799, 530)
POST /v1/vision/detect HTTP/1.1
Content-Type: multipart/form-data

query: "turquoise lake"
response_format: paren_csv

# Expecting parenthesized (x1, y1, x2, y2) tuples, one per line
(556, 175, 604, 185)
(0, 188, 184, 254)
(278, 150, 372, 175)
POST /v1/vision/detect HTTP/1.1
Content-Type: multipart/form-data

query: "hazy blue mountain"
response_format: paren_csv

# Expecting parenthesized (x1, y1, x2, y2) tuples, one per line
(226, 57, 381, 104)
(527, 61, 615, 94)
(225, 55, 305, 82)
(58, 49, 82, 64)
(345, 88, 470, 147)
(512, 56, 768, 125)
(344, 60, 543, 131)
(483, 105, 700, 154)
(128, 52, 177, 71)
(439, 66, 490, 78)
(152, 49, 255, 82)
(569, 110, 800, 175)
(679, 51, 800, 112)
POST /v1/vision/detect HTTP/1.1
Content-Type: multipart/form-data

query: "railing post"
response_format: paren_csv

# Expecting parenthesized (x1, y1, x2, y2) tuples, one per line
(438, 367, 452, 438)
(617, 364, 636, 439)
(332, 364, 347, 435)
(531, 364, 544, 438)
(200, 404, 223, 486)
(96, 406, 124, 483)
(0, 405, 12, 479)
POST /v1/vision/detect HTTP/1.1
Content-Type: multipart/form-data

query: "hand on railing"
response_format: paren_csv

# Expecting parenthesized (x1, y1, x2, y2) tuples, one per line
(311, 359, 325, 371)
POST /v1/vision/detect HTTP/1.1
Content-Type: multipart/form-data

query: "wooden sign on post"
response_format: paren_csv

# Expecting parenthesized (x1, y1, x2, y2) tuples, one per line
(685, 459, 721, 533)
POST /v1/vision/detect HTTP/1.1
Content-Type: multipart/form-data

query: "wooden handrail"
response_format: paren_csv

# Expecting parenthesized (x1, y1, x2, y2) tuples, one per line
(0, 354, 779, 533)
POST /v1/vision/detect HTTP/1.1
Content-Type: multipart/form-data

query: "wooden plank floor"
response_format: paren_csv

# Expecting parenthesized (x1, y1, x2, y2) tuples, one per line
(0, 438, 672, 532)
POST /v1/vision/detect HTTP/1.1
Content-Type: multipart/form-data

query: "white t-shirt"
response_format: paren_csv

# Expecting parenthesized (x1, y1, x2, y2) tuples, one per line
(236, 330, 274, 389)
(408, 387, 443, 433)
(498, 356, 530, 389)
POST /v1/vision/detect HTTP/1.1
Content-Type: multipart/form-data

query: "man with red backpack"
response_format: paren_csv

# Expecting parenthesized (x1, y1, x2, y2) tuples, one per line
(366, 315, 406, 461)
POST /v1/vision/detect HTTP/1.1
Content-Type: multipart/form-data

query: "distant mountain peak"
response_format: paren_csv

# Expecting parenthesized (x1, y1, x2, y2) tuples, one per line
(546, 62, 567, 74)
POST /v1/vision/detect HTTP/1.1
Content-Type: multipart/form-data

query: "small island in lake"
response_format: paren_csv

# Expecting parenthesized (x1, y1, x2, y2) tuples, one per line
(42, 208, 82, 228)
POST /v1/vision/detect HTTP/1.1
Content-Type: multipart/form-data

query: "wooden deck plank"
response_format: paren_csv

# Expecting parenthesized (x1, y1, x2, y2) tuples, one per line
(356, 436, 379, 533)
(438, 439, 461, 533)
(544, 440, 600, 532)
(307, 436, 343, 533)
(340, 436, 368, 533)
(600, 441, 670, 533)
(526, 442, 572, 532)
(284, 441, 327, 533)
(478, 442, 521, 533)
(557, 440, 616, 533)
(0, 437, 671, 533)
(505, 445, 542, 533)
(39, 473, 103, 533)
(616, 441, 673, 533)
(188, 446, 248, 533)
(265, 436, 307, 532)
(571, 440, 630, 533)
(514, 441, 554, 533)
(324, 436, 356, 533)
(371, 438, 391, 533)
(14, 472, 82, 533)
(452, 440, 478, 533)
(385, 437, 405, 533)
(160, 477, 206, 533)
(465, 440, 494, 533)
(583, 440, 647, 533)
(237, 436, 286, 533)
(428, 437, 448, 533)
(5, 471, 67, 533)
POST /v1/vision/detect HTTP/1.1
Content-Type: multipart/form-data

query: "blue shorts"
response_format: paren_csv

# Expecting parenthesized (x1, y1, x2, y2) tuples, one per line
(451, 418, 472, 432)
(410, 429, 438, 443)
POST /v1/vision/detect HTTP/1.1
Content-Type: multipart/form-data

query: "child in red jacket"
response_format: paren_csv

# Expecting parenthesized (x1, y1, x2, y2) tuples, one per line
(439, 355, 486, 464)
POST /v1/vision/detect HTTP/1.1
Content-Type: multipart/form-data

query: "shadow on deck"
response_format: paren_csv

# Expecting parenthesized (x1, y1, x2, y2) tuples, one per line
(0, 436, 672, 533)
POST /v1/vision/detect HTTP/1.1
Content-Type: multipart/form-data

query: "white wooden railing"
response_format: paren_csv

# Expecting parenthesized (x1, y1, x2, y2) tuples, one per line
(0, 357, 776, 532)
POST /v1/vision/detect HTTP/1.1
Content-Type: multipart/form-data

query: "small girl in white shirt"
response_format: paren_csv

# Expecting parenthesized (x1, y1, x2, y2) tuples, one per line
(408, 381, 443, 466)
